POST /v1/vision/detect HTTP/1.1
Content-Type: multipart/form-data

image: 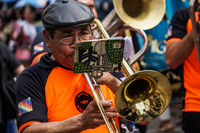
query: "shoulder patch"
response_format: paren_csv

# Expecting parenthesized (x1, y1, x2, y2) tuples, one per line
(33, 42, 44, 54)
(167, 25, 172, 37)
(18, 97, 33, 116)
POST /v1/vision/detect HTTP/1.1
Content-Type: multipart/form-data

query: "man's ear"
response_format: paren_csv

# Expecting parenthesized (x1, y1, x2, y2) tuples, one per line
(43, 29, 51, 48)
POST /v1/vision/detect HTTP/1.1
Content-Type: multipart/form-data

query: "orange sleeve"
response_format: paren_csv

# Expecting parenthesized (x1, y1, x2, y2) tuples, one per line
(166, 38, 181, 45)
(18, 121, 41, 133)
(31, 52, 47, 65)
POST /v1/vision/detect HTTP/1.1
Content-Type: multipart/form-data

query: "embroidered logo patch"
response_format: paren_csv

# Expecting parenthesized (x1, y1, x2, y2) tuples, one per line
(33, 42, 44, 54)
(18, 97, 33, 116)
(75, 91, 93, 113)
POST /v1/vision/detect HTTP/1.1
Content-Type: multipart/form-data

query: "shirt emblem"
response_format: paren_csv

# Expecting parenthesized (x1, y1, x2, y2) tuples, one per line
(18, 97, 33, 116)
(75, 91, 93, 113)
(33, 42, 44, 54)
(167, 25, 172, 37)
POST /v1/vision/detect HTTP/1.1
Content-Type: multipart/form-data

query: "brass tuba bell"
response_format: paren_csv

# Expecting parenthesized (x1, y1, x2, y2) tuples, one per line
(115, 70, 172, 123)
(113, 0, 166, 30)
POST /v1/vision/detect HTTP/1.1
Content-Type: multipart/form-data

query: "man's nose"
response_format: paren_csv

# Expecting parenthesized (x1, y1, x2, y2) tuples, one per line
(71, 37, 80, 48)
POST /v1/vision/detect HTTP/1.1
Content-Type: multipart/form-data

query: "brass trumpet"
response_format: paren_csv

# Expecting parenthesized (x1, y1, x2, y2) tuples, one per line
(84, 0, 172, 132)
(189, 0, 200, 63)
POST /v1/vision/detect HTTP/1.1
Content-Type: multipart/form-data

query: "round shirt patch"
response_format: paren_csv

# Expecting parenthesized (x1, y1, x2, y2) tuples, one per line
(75, 91, 93, 113)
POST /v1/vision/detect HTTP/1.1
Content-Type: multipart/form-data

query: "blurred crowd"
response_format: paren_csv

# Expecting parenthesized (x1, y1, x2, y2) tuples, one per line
(0, 0, 52, 67)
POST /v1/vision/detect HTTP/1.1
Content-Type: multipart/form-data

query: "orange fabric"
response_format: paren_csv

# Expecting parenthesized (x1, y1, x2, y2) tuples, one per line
(166, 38, 181, 45)
(182, 11, 200, 112)
(45, 67, 120, 133)
(31, 52, 47, 65)
(18, 121, 41, 133)
(186, 11, 199, 33)
(186, 18, 192, 33)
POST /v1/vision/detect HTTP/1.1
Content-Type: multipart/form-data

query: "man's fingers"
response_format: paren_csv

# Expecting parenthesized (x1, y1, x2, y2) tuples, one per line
(100, 100, 112, 107)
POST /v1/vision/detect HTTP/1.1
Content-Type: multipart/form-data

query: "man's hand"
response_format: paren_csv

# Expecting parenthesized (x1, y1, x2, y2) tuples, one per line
(80, 100, 119, 129)
(96, 72, 121, 93)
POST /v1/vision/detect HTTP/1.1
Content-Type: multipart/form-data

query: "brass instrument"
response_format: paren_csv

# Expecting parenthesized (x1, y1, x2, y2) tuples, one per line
(84, 0, 172, 132)
(113, 0, 166, 30)
(189, 0, 200, 63)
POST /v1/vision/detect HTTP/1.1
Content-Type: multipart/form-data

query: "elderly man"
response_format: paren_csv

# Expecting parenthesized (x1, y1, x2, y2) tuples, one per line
(16, 0, 124, 132)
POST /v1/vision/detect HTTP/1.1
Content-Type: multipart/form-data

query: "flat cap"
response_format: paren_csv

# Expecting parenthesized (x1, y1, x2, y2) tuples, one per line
(42, 0, 94, 29)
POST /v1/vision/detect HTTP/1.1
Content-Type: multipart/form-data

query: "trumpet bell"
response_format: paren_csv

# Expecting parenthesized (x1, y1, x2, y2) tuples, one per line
(115, 70, 172, 123)
(113, 0, 166, 30)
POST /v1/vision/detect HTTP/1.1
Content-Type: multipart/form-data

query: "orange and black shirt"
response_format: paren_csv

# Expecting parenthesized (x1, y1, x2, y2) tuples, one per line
(16, 53, 124, 133)
(166, 7, 200, 112)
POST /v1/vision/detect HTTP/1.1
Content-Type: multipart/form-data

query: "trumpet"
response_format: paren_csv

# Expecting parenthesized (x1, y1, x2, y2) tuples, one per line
(189, 0, 200, 63)
(84, 0, 172, 132)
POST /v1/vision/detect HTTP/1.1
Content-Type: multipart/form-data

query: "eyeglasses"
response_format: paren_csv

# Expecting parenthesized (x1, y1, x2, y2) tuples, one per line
(54, 33, 93, 45)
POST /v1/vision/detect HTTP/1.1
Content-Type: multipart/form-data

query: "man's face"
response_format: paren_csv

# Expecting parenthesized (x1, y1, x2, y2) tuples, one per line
(78, 0, 98, 18)
(46, 24, 92, 69)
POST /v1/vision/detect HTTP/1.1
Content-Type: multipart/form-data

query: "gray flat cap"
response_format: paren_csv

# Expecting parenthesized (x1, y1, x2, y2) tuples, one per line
(42, 0, 94, 29)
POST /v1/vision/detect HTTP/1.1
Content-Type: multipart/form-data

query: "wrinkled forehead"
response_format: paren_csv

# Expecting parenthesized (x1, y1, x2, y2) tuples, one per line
(55, 24, 91, 33)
